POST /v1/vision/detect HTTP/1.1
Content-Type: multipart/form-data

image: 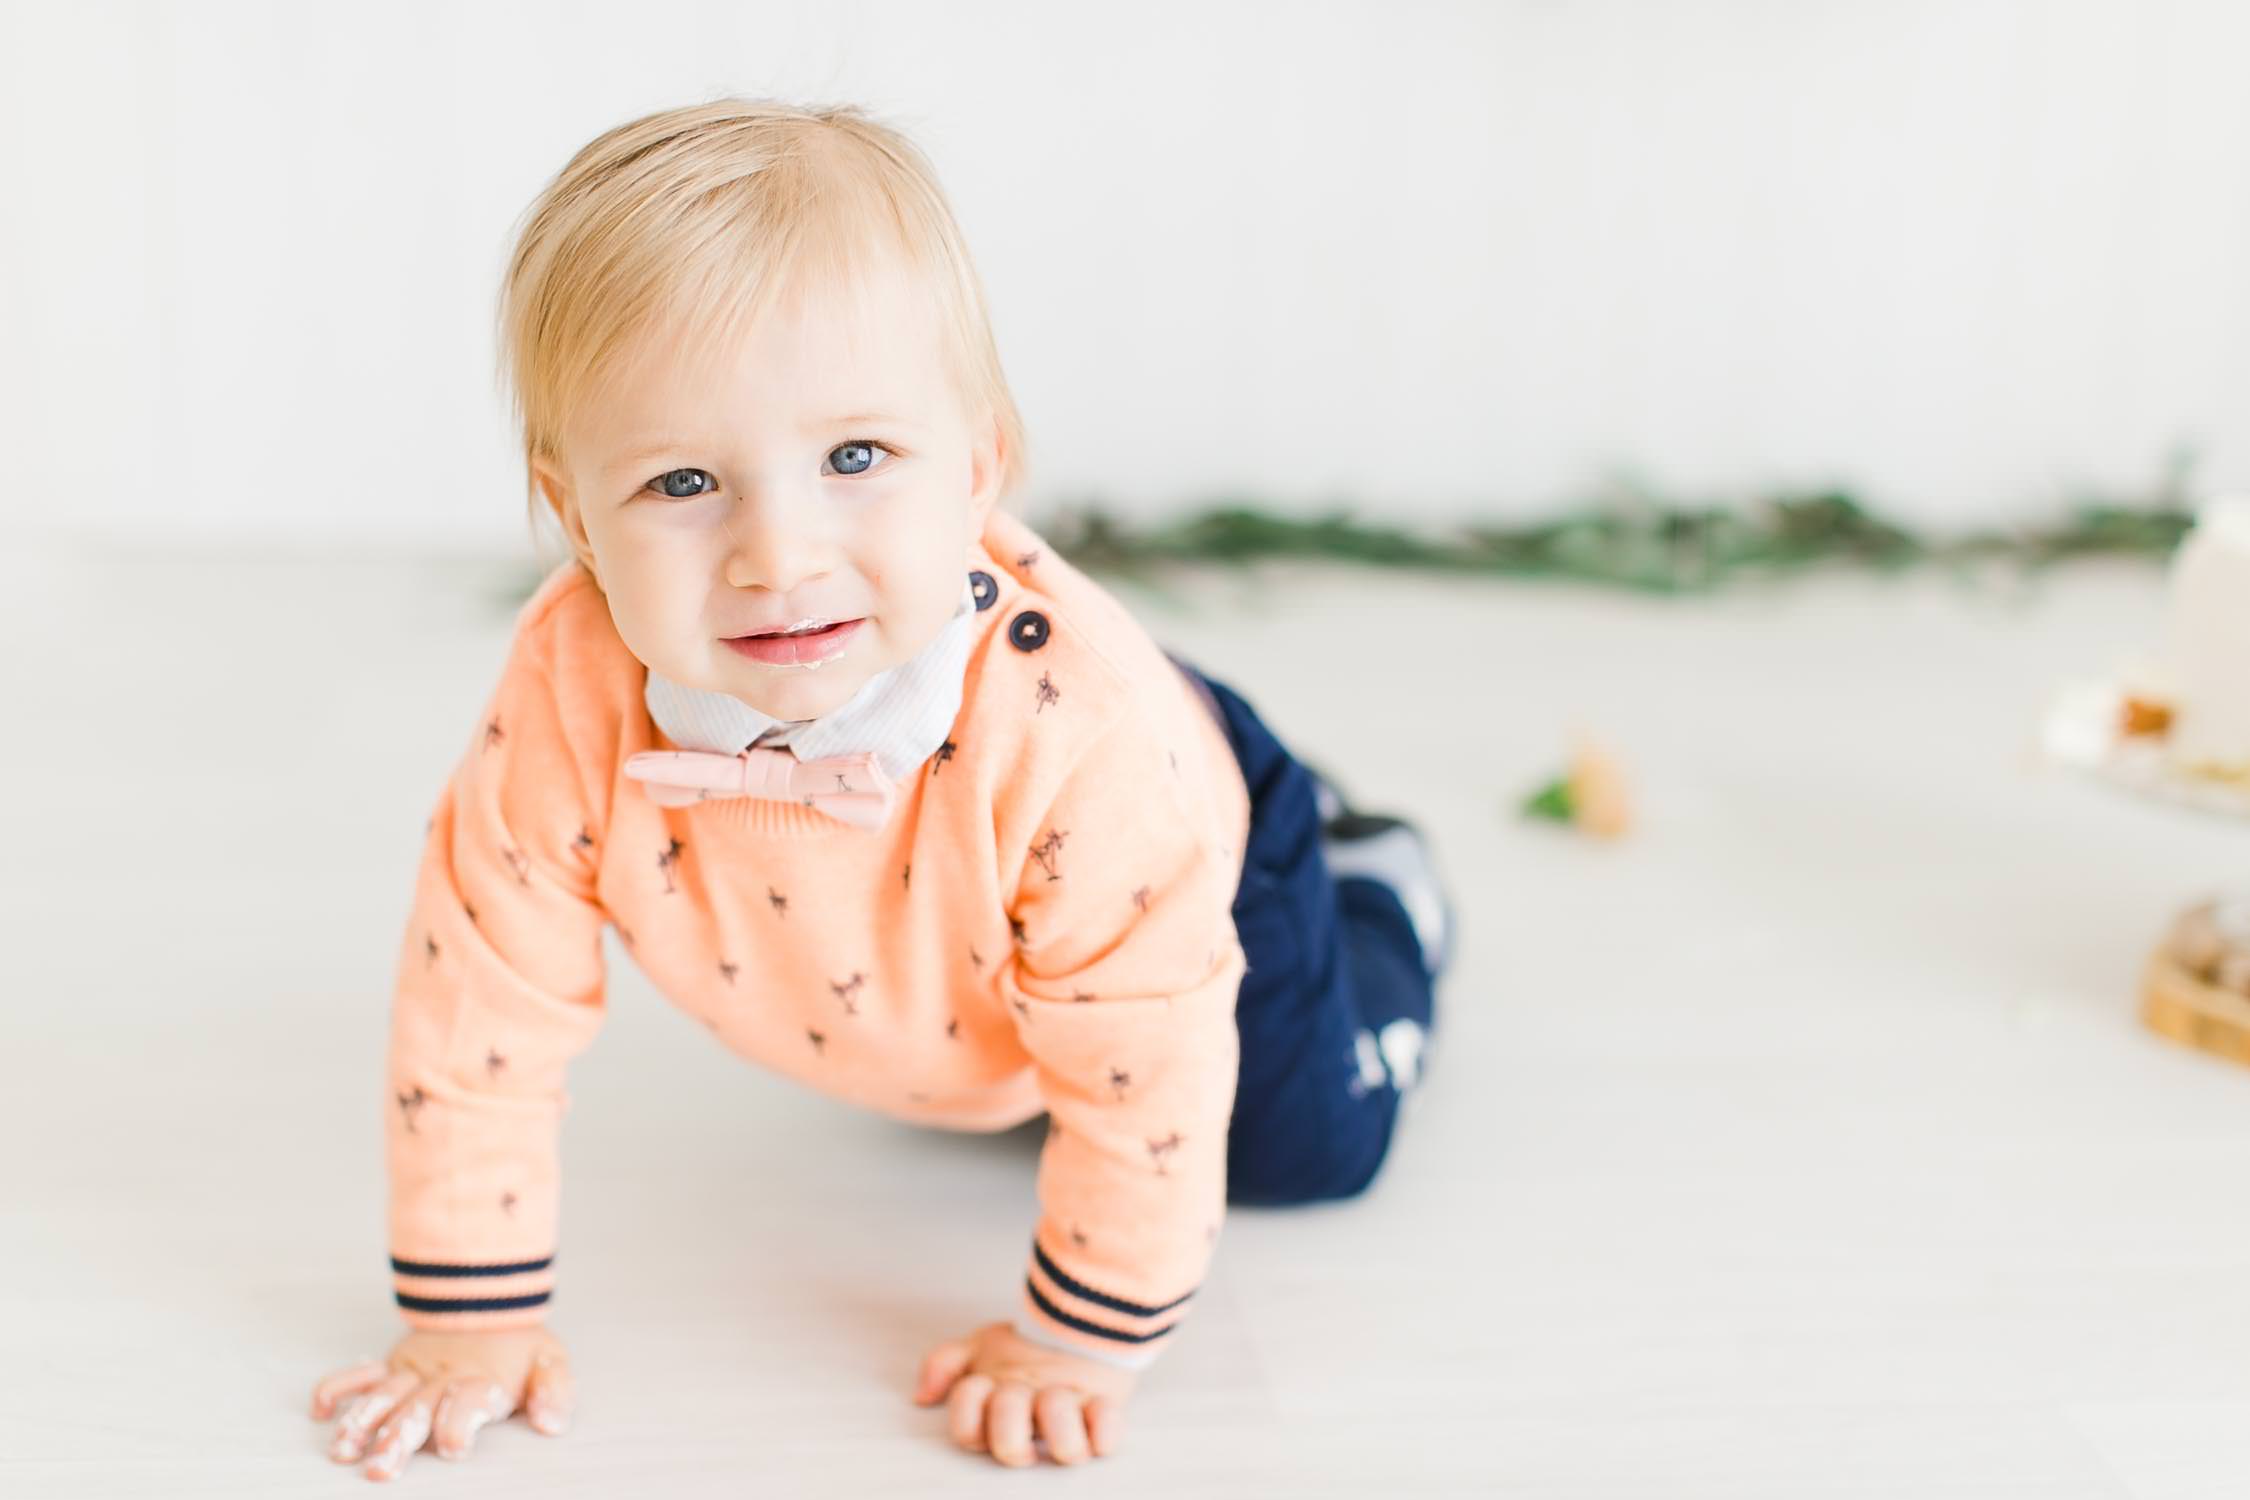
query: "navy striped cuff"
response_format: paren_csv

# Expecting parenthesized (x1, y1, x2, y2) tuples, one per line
(1020, 1236, 1194, 1349)
(389, 1252, 554, 1318)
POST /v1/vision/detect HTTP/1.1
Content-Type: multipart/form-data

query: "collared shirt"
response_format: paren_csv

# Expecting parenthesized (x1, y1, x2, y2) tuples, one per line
(642, 574, 978, 783)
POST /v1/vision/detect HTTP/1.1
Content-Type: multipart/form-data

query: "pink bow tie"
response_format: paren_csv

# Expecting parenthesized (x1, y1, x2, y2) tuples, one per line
(623, 747, 899, 830)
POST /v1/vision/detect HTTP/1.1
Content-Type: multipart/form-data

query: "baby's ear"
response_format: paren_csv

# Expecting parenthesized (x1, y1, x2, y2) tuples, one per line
(531, 458, 600, 579)
(968, 408, 1006, 526)
(522, 461, 567, 530)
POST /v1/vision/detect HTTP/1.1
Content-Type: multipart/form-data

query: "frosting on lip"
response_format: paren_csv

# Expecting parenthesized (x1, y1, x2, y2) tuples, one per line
(738, 617, 842, 638)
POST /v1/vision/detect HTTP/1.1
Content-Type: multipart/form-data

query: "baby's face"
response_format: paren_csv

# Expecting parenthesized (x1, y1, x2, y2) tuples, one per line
(537, 259, 1001, 725)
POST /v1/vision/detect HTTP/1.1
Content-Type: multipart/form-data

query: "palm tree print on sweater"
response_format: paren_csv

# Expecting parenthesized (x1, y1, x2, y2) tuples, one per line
(1034, 672, 1060, 714)
(1029, 828, 1067, 882)
(483, 718, 504, 750)
(571, 826, 595, 855)
(717, 960, 738, 984)
(396, 1086, 428, 1134)
(500, 846, 530, 886)
(1108, 1067, 1131, 1100)
(657, 837, 685, 894)
(768, 887, 788, 918)
(485, 1048, 507, 1080)
(932, 739, 957, 774)
(830, 972, 866, 1016)
(1147, 1131, 1184, 1175)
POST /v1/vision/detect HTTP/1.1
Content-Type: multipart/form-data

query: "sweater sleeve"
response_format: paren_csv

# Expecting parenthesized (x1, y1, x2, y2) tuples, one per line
(384, 611, 610, 1331)
(996, 706, 1247, 1370)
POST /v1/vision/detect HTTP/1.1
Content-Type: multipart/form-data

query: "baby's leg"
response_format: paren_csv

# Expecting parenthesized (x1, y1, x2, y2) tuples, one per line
(1164, 655, 1446, 1208)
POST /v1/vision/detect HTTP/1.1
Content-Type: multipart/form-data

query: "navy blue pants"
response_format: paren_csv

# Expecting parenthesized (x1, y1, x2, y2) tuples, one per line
(1168, 657, 1438, 1207)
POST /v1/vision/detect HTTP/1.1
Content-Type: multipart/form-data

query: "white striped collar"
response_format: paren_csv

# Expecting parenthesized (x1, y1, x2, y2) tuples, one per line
(643, 573, 976, 784)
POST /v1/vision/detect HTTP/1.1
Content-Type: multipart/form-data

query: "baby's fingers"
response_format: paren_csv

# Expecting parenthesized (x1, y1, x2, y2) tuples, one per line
(1035, 1386, 1091, 1465)
(946, 1372, 995, 1453)
(524, 1348, 573, 1435)
(328, 1371, 419, 1463)
(310, 1359, 389, 1420)
(913, 1338, 975, 1405)
(361, 1378, 442, 1482)
(985, 1380, 1038, 1467)
(1084, 1393, 1128, 1457)
(431, 1377, 512, 1460)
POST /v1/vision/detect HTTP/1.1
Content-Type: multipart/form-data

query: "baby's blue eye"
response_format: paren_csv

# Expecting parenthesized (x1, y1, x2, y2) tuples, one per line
(651, 468, 715, 499)
(829, 442, 879, 476)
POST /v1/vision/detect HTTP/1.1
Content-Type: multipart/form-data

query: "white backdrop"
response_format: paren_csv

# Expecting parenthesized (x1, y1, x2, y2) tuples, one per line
(4, 0, 2248, 546)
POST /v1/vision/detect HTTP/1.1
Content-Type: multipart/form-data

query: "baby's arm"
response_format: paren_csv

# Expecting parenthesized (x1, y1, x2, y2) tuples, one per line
(316, 595, 613, 1481)
(384, 612, 610, 1331)
(918, 700, 1246, 1465)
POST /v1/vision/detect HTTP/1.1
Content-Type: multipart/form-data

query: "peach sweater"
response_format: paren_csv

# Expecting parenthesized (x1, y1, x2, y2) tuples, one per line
(385, 508, 1251, 1369)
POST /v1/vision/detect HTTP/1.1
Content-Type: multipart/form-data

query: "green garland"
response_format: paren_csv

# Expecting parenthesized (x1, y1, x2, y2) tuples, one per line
(1034, 487, 2197, 596)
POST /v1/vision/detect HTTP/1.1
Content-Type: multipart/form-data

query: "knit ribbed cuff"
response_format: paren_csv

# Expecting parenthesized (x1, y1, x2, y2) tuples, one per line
(390, 1252, 555, 1331)
(1013, 1236, 1192, 1371)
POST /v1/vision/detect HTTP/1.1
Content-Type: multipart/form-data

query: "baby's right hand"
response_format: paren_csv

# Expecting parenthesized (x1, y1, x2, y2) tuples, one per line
(309, 1325, 573, 1482)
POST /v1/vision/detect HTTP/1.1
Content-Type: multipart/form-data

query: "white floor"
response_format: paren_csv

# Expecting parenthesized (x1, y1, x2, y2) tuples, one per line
(6, 535, 2248, 1498)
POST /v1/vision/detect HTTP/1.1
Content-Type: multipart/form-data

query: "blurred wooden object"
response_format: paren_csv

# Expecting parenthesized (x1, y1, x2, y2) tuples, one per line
(2142, 900, 2250, 1067)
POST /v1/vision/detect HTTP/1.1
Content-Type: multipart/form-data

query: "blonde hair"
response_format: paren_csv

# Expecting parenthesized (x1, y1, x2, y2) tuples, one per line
(494, 96, 1029, 550)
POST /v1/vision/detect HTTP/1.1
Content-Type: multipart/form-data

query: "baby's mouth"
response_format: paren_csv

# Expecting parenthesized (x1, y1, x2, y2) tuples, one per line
(722, 618, 866, 666)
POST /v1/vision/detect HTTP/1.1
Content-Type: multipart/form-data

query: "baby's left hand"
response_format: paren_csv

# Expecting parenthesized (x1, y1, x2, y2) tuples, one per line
(912, 1320, 1137, 1467)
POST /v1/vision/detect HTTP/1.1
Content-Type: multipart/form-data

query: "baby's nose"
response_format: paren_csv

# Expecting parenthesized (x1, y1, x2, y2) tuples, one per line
(720, 493, 833, 592)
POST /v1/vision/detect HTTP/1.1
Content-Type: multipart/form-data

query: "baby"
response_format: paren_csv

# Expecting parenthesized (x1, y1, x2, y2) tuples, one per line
(307, 97, 1456, 1479)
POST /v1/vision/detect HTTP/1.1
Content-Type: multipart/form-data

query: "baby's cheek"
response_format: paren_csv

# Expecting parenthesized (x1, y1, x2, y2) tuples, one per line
(602, 600, 666, 673)
(606, 578, 699, 677)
